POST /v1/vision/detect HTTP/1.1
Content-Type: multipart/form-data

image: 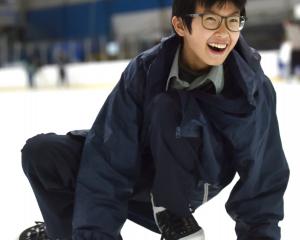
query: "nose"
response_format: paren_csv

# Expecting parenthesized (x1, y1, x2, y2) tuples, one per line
(217, 18, 229, 36)
(216, 18, 229, 34)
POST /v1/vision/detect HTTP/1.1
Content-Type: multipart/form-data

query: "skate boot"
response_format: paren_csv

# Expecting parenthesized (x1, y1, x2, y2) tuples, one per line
(151, 195, 205, 240)
(19, 222, 50, 240)
(155, 209, 205, 240)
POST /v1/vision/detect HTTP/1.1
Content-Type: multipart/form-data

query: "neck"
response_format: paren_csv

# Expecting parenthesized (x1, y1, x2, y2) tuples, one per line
(180, 42, 211, 72)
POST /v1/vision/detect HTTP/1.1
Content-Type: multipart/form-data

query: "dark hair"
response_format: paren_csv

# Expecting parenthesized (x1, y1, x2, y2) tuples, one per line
(172, 0, 247, 33)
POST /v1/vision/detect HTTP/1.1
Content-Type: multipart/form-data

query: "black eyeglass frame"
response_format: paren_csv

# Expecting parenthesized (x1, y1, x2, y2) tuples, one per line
(185, 13, 248, 32)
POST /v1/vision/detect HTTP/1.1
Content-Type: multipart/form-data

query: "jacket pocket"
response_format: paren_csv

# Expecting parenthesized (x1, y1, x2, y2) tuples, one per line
(176, 123, 202, 138)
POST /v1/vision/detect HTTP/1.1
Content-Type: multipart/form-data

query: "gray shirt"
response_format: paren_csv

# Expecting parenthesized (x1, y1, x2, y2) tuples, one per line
(165, 46, 224, 93)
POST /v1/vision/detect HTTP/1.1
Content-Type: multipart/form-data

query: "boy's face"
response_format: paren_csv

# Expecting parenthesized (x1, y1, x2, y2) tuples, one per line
(172, 2, 241, 71)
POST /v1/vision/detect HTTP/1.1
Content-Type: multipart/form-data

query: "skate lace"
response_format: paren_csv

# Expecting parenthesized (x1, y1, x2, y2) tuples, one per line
(24, 221, 49, 240)
(158, 211, 200, 240)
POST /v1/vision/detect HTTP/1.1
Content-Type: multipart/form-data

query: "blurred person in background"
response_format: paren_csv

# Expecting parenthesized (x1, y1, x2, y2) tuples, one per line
(284, 19, 300, 80)
(20, 0, 289, 240)
(56, 51, 69, 87)
(278, 26, 292, 80)
(24, 48, 42, 88)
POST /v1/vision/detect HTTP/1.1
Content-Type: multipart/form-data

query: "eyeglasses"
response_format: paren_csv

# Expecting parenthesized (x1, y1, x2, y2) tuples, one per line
(185, 13, 247, 32)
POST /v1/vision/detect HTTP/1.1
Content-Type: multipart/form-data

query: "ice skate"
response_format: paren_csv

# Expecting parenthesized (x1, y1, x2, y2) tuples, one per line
(151, 195, 205, 240)
(19, 222, 49, 240)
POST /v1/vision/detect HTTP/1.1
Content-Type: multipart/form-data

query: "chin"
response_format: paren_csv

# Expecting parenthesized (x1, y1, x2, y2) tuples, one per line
(207, 59, 226, 66)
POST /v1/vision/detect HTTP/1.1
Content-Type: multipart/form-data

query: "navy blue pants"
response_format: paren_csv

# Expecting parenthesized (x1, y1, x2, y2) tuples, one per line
(21, 92, 201, 239)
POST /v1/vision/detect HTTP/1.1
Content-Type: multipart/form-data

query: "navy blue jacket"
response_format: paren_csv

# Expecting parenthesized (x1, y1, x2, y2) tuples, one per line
(72, 35, 289, 240)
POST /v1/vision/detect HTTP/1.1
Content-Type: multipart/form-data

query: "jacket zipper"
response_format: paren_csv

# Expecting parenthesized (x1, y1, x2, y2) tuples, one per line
(202, 183, 210, 204)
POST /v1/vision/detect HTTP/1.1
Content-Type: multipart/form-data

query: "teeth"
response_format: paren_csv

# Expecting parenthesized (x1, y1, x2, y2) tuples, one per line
(208, 43, 227, 49)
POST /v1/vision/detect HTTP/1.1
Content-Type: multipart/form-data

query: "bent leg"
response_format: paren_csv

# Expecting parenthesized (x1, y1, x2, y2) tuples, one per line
(21, 133, 84, 239)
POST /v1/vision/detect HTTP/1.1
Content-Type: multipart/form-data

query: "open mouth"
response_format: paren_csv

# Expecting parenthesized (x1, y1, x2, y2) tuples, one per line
(207, 43, 228, 54)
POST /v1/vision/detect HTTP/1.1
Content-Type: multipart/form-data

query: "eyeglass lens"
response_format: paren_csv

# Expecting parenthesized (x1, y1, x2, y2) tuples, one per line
(202, 14, 244, 31)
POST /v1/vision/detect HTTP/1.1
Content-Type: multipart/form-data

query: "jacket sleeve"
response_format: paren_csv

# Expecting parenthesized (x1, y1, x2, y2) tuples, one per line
(225, 79, 290, 240)
(72, 57, 145, 240)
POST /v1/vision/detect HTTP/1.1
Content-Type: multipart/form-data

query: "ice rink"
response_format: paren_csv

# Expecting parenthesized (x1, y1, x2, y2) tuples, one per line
(0, 66, 299, 239)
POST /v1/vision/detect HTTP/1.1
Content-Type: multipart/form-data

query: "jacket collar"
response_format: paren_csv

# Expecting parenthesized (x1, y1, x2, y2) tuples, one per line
(146, 34, 262, 106)
(225, 35, 263, 106)
(145, 34, 179, 101)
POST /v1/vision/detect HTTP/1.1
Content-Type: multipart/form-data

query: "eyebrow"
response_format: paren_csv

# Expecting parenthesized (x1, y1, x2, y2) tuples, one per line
(204, 10, 240, 16)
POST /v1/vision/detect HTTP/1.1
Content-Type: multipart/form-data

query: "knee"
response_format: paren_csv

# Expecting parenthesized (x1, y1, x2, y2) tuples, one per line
(21, 133, 57, 176)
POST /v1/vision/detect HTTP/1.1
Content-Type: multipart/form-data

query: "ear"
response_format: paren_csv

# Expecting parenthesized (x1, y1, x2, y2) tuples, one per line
(171, 16, 186, 37)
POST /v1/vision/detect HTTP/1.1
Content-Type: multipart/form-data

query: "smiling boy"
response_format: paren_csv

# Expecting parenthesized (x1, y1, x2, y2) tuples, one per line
(21, 0, 289, 240)
(172, 2, 241, 70)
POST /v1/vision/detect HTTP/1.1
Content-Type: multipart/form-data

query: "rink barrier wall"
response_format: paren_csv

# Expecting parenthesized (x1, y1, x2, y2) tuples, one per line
(0, 51, 279, 90)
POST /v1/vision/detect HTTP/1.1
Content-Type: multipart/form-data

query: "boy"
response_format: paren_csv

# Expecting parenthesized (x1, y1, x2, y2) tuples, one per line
(20, 0, 289, 239)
